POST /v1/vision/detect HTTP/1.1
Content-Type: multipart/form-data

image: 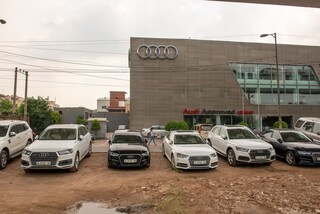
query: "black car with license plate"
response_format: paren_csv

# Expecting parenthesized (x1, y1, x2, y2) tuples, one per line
(107, 130, 150, 168)
(260, 129, 320, 166)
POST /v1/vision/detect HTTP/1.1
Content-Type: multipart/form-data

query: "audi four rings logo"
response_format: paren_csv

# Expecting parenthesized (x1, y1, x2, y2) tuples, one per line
(39, 153, 49, 157)
(137, 44, 178, 60)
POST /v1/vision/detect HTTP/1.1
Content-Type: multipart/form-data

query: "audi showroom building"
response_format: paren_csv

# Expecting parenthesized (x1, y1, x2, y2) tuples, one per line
(129, 37, 320, 130)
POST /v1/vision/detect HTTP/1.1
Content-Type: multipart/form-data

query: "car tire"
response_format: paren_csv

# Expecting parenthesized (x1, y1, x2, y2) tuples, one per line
(227, 149, 238, 166)
(146, 160, 150, 168)
(162, 145, 166, 158)
(285, 151, 296, 166)
(26, 139, 32, 146)
(69, 153, 80, 172)
(0, 149, 9, 169)
(107, 160, 112, 168)
(171, 155, 176, 169)
(86, 142, 92, 158)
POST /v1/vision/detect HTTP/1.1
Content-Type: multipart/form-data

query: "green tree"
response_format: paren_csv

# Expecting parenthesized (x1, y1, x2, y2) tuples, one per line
(91, 119, 101, 138)
(51, 111, 62, 124)
(0, 99, 13, 114)
(18, 97, 52, 132)
(76, 115, 87, 125)
(165, 121, 188, 131)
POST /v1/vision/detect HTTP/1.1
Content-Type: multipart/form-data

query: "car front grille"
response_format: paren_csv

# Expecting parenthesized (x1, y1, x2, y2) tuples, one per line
(30, 152, 58, 165)
(249, 149, 271, 160)
(119, 154, 142, 166)
(189, 156, 210, 166)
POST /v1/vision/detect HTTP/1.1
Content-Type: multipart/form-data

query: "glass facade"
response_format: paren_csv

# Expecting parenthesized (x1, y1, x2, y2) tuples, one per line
(229, 63, 320, 105)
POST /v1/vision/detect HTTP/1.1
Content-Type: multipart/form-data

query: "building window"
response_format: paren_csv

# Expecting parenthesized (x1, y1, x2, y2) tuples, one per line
(229, 63, 320, 105)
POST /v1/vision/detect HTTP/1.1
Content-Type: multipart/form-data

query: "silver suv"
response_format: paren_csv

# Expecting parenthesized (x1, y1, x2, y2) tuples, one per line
(294, 117, 320, 144)
(0, 120, 33, 169)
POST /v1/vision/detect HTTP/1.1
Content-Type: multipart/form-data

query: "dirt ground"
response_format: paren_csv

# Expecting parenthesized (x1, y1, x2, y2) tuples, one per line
(1, 141, 320, 214)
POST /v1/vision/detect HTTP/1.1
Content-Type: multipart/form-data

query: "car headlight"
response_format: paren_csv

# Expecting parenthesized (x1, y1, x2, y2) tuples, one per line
(58, 149, 74, 155)
(209, 153, 217, 158)
(268, 147, 275, 152)
(297, 151, 312, 156)
(141, 151, 149, 157)
(236, 147, 249, 152)
(22, 149, 32, 155)
(177, 153, 189, 158)
(109, 151, 119, 157)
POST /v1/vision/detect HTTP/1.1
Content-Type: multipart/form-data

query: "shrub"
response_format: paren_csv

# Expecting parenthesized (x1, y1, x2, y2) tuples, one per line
(238, 121, 249, 127)
(165, 121, 188, 131)
(273, 120, 288, 128)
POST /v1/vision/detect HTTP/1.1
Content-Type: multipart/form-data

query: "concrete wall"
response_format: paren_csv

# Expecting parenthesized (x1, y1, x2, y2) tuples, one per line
(55, 107, 93, 124)
(93, 112, 130, 132)
(129, 37, 320, 130)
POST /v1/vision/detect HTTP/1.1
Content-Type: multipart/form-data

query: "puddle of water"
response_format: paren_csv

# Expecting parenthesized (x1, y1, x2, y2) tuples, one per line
(65, 201, 126, 214)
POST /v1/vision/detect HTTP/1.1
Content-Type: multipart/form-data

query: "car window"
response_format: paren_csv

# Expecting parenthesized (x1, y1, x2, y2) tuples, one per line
(302, 122, 314, 132)
(295, 120, 305, 128)
(0, 125, 9, 137)
(17, 124, 25, 133)
(10, 125, 19, 134)
(280, 132, 312, 143)
(201, 125, 213, 131)
(227, 128, 257, 139)
(220, 128, 227, 138)
(272, 131, 281, 140)
(113, 135, 143, 144)
(174, 134, 204, 144)
(261, 131, 273, 138)
(39, 128, 76, 140)
(212, 127, 221, 135)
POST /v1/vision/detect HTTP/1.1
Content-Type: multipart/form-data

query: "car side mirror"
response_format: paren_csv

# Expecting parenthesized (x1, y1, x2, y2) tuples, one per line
(9, 132, 16, 137)
(79, 135, 84, 140)
(108, 140, 112, 144)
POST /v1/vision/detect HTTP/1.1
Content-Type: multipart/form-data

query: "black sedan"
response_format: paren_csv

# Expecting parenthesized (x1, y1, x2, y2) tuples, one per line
(107, 130, 150, 168)
(260, 129, 320, 166)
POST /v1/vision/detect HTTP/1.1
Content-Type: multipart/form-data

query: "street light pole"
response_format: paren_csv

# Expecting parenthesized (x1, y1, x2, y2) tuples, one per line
(260, 33, 282, 129)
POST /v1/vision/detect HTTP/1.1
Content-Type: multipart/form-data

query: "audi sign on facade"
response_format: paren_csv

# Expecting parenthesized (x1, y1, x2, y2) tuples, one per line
(137, 44, 178, 60)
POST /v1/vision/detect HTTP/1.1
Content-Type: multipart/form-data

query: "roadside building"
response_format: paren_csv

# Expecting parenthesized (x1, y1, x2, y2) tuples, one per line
(129, 37, 320, 130)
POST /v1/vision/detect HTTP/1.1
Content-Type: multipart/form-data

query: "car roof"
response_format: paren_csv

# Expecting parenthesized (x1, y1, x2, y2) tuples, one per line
(46, 124, 82, 129)
(170, 130, 199, 135)
(297, 117, 320, 123)
(267, 129, 304, 133)
(216, 125, 249, 129)
(113, 130, 142, 136)
(0, 120, 27, 125)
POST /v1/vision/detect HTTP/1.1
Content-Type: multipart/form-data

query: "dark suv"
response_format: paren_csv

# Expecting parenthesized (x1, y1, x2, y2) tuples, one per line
(107, 130, 150, 168)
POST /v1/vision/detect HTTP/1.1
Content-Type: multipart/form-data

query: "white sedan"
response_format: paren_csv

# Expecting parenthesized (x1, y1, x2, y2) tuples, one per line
(21, 124, 92, 173)
(162, 130, 218, 170)
(207, 125, 276, 166)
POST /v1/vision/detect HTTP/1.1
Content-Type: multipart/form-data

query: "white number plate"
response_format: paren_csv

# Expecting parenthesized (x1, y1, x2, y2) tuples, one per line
(255, 156, 267, 160)
(36, 161, 51, 165)
(194, 160, 207, 165)
(316, 157, 320, 161)
(124, 159, 137, 163)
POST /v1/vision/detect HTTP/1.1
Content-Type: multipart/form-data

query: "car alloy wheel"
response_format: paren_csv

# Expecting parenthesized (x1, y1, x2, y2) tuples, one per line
(69, 153, 80, 172)
(227, 149, 237, 166)
(86, 143, 92, 158)
(286, 151, 296, 166)
(0, 150, 9, 169)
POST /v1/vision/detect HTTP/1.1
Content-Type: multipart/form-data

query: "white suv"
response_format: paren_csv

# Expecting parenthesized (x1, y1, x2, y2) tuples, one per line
(294, 117, 320, 144)
(21, 124, 92, 173)
(0, 120, 33, 169)
(207, 125, 275, 166)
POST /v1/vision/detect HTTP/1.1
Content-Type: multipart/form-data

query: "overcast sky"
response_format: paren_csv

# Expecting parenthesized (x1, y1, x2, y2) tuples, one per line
(1, 0, 320, 109)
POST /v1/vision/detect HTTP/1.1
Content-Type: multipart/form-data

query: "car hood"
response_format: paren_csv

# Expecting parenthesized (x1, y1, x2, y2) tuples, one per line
(229, 139, 272, 149)
(284, 142, 320, 151)
(173, 144, 215, 155)
(109, 143, 148, 152)
(26, 140, 76, 152)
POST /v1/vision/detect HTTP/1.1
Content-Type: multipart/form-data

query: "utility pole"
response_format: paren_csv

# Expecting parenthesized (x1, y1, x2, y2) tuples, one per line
(23, 71, 29, 122)
(12, 67, 18, 114)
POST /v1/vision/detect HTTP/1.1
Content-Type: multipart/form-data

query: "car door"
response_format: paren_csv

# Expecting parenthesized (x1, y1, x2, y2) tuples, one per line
(209, 127, 221, 152)
(8, 124, 23, 155)
(311, 123, 320, 144)
(218, 128, 229, 155)
(163, 133, 173, 158)
(78, 127, 89, 158)
(271, 131, 287, 158)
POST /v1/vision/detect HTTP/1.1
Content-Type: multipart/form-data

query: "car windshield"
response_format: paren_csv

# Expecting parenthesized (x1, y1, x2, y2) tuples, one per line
(201, 125, 212, 131)
(227, 129, 257, 140)
(280, 132, 312, 143)
(0, 125, 9, 137)
(39, 128, 77, 140)
(174, 134, 204, 144)
(113, 135, 143, 144)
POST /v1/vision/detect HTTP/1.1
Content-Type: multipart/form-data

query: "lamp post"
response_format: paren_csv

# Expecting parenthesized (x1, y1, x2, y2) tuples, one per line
(0, 19, 6, 24)
(260, 33, 282, 129)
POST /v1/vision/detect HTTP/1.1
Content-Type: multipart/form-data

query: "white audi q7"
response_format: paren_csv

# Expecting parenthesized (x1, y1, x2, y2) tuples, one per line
(21, 124, 92, 173)
(207, 125, 275, 166)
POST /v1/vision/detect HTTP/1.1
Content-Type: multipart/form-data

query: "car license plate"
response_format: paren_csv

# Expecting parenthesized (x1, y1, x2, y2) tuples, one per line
(194, 160, 206, 165)
(255, 156, 266, 160)
(316, 157, 320, 161)
(36, 161, 51, 165)
(124, 159, 137, 163)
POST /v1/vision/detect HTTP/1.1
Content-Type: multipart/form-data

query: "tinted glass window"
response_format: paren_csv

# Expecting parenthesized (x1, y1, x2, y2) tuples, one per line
(174, 135, 204, 144)
(201, 125, 213, 131)
(227, 128, 257, 139)
(213, 127, 221, 135)
(10, 125, 19, 134)
(17, 124, 25, 133)
(295, 120, 305, 128)
(313, 123, 320, 134)
(302, 122, 314, 131)
(113, 135, 143, 144)
(39, 128, 76, 140)
(261, 131, 273, 138)
(280, 132, 312, 143)
(0, 125, 9, 137)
